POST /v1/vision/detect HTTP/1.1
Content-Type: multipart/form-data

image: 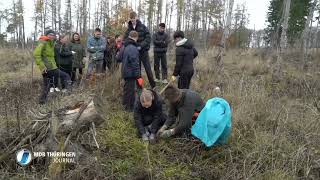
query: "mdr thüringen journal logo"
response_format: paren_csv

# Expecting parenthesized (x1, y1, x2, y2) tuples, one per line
(16, 149, 33, 166)
(16, 148, 76, 166)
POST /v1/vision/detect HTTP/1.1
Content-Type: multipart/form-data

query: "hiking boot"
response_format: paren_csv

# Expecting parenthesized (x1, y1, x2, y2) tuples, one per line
(54, 87, 60, 92)
(155, 78, 160, 83)
(162, 79, 168, 84)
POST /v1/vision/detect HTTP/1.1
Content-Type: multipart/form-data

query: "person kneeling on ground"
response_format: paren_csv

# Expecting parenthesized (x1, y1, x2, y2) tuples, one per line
(134, 89, 166, 142)
(118, 30, 141, 111)
(157, 85, 205, 138)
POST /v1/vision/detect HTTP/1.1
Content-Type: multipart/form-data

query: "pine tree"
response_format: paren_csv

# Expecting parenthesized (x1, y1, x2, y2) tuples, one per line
(265, 0, 312, 47)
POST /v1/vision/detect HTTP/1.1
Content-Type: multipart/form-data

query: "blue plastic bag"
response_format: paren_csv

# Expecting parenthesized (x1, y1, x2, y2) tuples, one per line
(191, 97, 232, 147)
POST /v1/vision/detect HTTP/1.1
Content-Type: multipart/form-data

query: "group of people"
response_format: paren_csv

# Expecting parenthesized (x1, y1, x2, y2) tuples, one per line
(34, 11, 203, 141)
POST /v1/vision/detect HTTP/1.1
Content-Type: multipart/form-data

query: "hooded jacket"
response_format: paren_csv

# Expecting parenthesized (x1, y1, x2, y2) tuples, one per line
(124, 19, 151, 52)
(173, 38, 198, 76)
(33, 36, 57, 72)
(120, 38, 141, 79)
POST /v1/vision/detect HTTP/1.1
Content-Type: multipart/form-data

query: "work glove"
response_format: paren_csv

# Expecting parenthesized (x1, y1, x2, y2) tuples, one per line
(160, 129, 175, 138)
(171, 76, 177, 81)
(149, 133, 156, 144)
(142, 133, 149, 141)
(157, 125, 168, 136)
(137, 77, 144, 88)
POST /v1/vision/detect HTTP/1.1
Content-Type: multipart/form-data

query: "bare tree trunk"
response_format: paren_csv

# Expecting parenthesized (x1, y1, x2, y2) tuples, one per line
(43, 0, 47, 33)
(168, 0, 174, 35)
(164, 0, 168, 26)
(302, 0, 317, 69)
(156, 0, 163, 26)
(280, 0, 291, 50)
(57, 0, 61, 32)
(274, 0, 291, 80)
(221, 0, 234, 48)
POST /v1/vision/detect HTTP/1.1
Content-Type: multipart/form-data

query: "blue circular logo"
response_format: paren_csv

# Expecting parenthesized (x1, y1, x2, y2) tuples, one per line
(16, 149, 32, 166)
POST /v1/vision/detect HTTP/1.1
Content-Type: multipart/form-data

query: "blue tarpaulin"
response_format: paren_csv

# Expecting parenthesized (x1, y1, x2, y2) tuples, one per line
(191, 97, 232, 147)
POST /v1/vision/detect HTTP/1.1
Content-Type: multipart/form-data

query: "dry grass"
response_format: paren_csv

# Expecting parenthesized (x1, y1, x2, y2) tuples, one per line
(0, 48, 319, 179)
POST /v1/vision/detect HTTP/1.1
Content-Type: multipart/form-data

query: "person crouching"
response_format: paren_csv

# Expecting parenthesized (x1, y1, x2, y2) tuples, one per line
(134, 89, 166, 142)
(157, 85, 205, 138)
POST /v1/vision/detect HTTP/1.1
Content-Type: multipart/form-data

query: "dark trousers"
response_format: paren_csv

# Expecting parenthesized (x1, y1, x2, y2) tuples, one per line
(178, 71, 194, 89)
(123, 78, 137, 111)
(139, 115, 166, 135)
(39, 69, 71, 104)
(59, 64, 72, 77)
(154, 52, 167, 80)
(71, 67, 83, 82)
(58, 65, 72, 88)
(139, 51, 156, 88)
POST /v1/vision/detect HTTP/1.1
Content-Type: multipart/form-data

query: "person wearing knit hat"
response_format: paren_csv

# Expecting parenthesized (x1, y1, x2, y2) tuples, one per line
(45, 29, 56, 36)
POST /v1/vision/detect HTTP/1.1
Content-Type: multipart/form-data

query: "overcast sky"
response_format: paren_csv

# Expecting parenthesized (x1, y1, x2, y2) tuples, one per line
(0, 0, 271, 37)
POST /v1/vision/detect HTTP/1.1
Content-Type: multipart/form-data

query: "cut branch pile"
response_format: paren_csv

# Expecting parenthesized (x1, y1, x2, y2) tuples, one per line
(0, 96, 106, 179)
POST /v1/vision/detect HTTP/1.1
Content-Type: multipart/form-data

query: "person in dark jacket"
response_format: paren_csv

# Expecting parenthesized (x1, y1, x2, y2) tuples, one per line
(153, 23, 170, 83)
(134, 89, 166, 142)
(55, 35, 74, 88)
(70, 32, 86, 83)
(157, 85, 205, 138)
(124, 11, 156, 89)
(171, 31, 198, 89)
(118, 31, 141, 111)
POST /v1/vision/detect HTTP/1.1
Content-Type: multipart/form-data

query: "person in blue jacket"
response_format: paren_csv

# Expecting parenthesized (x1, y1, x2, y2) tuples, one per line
(86, 28, 106, 79)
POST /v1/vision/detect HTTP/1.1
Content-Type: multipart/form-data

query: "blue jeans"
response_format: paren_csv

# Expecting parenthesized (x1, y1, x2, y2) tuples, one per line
(39, 69, 71, 104)
(86, 60, 104, 79)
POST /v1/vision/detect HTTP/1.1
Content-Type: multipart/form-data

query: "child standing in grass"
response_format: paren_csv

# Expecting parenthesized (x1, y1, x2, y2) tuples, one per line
(118, 31, 141, 111)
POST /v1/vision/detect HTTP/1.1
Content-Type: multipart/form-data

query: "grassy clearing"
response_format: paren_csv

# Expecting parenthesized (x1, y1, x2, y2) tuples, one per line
(0, 48, 319, 179)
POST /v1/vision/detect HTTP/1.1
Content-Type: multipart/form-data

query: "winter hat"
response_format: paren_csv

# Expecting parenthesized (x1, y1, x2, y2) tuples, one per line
(45, 29, 56, 36)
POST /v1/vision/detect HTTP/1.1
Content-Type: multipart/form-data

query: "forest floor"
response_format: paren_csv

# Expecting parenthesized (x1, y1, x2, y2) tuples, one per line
(0, 48, 319, 180)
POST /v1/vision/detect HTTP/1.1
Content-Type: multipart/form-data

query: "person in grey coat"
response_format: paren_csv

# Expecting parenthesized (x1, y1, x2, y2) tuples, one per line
(86, 28, 106, 79)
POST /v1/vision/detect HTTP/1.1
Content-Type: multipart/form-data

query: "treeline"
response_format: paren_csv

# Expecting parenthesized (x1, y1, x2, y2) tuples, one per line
(1, 0, 320, 50)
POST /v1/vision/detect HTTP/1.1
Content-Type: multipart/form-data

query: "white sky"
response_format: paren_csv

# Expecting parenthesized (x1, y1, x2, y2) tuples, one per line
(0, 0, 271, 37)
